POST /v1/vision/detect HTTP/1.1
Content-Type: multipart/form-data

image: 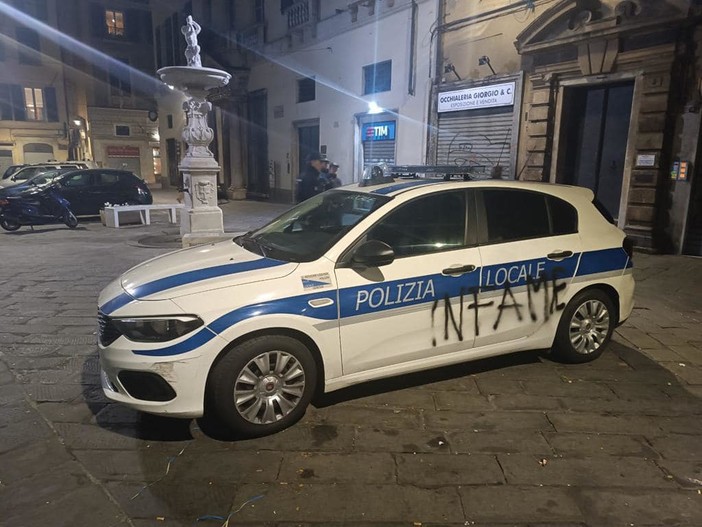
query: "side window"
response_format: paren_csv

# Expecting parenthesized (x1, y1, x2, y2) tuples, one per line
(369, 191, 466, 257)
(98, 172, 120, 185)
(63, 173, 91, 187)
(548, 195, 578, 235)
(482, 190, 550, 243)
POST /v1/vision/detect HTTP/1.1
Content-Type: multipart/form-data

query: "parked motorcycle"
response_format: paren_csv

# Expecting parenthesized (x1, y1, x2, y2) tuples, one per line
(0, 184, 78, 231)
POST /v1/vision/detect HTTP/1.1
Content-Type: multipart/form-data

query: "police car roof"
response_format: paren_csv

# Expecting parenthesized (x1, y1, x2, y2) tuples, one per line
(342, 178, 595, 201)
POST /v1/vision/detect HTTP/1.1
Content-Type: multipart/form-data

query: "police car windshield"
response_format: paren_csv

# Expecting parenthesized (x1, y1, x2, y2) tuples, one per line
(238, 190, 391, 262)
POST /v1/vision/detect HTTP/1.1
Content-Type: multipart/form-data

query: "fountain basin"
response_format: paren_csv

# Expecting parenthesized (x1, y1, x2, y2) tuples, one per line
(157, 66, 231, 95)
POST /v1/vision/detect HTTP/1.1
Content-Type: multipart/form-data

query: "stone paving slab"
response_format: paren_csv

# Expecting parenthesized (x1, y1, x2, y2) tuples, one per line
(228, 483, 466, 523)
(498, 453, 673, 488)
(458, 485, 584, 524)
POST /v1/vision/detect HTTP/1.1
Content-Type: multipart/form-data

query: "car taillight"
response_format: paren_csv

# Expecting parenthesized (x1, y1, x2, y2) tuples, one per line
(623, 236, 634, 260)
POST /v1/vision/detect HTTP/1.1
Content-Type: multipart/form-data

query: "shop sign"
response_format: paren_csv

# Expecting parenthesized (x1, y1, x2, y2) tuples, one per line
(107, 145, 140, 158)
(362, 121, 396, 142)
(438, 82, 516, 113)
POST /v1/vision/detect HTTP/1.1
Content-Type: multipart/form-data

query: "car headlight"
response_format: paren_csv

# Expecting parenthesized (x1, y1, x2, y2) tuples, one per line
(111, 315, 204, 343)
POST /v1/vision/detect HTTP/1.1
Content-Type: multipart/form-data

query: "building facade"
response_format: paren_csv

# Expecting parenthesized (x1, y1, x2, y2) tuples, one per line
(435, 0, 702, 254)
(0, 0, 72, 175)
(0, 0, 161, 184)
(60, 0, 160, 184)
(242, 0, 440, 202)
(152, 0, 440, 202)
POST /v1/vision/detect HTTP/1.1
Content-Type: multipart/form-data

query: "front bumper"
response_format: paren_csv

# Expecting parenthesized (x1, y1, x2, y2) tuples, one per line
(99, 332, 228, 418)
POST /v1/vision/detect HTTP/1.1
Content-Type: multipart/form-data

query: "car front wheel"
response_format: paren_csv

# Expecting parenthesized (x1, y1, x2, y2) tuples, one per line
(208, 335, 317, 437)
(553, 289, 615, 363)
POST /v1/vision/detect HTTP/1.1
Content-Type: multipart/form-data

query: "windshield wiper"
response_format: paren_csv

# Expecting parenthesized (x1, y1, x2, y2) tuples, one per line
(237, 234, 266, 257)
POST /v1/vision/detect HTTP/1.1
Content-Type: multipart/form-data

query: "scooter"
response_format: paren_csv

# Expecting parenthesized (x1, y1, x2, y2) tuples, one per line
(0, 184, 78, 231)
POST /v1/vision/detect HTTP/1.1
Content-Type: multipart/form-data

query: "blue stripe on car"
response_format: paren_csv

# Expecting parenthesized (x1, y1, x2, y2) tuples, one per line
(100, 257, 287, 315)
(575, 248, 628, 276)
(132, 326, 219, 357)
(480, 254, 581, 293)
(100, 292, 134, 315)
(133, 291, 338, 357)
(128, 248, 628, 357)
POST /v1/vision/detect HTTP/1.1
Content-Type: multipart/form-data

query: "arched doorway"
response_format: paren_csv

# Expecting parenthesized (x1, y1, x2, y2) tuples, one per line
(23, 143, 54, 164)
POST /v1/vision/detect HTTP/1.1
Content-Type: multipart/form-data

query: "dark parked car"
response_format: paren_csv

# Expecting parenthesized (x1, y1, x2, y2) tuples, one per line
(55, 169, 152, 216)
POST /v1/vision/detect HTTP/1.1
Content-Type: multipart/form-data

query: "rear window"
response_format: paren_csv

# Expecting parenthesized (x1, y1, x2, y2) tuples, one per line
(481, 189, 579, 244)
(119, 173, 139, 185)
(483, 189, 550, 243)
(593, 198, 615, 224)
(548, 196, 578, 235)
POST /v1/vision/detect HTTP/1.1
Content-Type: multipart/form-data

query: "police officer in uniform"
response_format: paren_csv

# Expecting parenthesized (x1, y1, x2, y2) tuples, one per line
(296, 152, 325, 202)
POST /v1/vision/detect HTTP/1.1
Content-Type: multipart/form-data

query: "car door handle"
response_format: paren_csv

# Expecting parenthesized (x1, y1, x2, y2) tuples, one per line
(442, 264, 476, 276)
(547, 250, 573, 260)
(308, 298, 334, 308)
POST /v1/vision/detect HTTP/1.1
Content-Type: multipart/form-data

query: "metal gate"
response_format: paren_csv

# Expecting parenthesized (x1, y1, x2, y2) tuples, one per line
(436, 107, 514, 179)
(360, 115, 396, 167)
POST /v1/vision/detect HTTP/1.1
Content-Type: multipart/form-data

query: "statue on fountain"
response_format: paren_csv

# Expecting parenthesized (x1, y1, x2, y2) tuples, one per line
(182, 15, 202, 68)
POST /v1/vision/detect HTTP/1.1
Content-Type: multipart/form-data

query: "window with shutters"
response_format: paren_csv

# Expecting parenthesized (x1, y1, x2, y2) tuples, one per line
(108, 60, 131, 97)
(255, 0, 265, 23)
(0, 84, 56, 122)
(297, 77, 315, 103)
(363, 60, 392, 95)
(16, 27, 40, 65)
(24, 88, 44, 121)
(105, 9, 125, 37)
(13, 0, 48, 21)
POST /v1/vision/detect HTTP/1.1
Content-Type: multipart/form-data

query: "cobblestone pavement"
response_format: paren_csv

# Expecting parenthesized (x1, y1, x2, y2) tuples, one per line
(0, 200, 700, 527)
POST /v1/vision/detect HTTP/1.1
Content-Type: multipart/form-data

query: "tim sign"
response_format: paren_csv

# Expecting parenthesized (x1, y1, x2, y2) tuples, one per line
(362, 121, 396, 142)
(438, 82, 516, 113)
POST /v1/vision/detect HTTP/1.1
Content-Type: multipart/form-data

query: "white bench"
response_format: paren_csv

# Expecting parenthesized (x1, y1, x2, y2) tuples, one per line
(104, 204, 184, 228)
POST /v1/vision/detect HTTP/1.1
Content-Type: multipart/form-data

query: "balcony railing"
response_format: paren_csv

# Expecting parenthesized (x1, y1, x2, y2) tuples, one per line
(284, 0, 318, 30)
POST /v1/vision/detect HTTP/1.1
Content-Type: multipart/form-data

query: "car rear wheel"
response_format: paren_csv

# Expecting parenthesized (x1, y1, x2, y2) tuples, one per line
(0, 218, 21, 231)
(553, 289, 615, 363)
(208, 335, 317, 437)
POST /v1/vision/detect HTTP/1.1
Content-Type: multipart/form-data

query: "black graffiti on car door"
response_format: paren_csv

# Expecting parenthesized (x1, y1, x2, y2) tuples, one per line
(431, 268, 567, 346)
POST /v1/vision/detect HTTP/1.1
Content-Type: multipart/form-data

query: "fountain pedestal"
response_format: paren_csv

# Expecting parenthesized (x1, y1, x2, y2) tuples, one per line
(158, 34, 232, 246)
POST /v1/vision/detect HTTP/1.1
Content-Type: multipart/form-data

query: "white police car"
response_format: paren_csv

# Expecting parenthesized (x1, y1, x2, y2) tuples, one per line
(98, 172, 634, 436)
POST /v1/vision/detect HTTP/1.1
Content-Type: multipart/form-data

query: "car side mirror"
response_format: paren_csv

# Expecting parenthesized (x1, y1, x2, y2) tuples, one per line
(351, 240, 395, 268)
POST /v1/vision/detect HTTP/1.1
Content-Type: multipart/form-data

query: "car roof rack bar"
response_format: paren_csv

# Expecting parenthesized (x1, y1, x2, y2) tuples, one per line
(388, 164, 488, 181)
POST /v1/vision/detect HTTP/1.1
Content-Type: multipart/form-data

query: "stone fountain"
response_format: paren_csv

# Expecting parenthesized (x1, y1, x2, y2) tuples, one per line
(157, 16, 231, 247)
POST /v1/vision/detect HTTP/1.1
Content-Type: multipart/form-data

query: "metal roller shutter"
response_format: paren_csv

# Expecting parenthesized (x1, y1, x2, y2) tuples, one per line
(436, 108, 514, 179)
(363, 139, 395, 166)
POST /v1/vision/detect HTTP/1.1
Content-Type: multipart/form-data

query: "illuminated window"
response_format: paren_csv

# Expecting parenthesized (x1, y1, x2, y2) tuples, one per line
(24, 87, 44, 121)
(152, 147, 161, 176)
(105, 9, 125, 36)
